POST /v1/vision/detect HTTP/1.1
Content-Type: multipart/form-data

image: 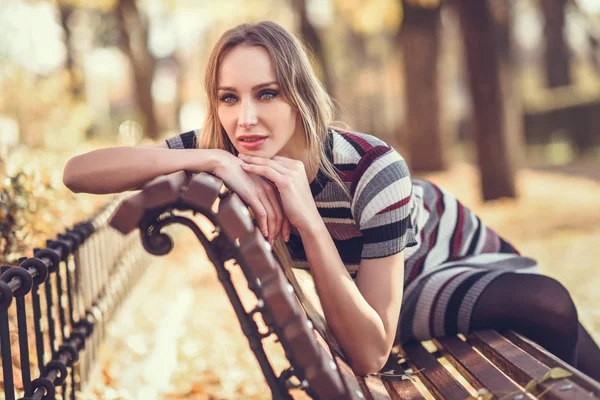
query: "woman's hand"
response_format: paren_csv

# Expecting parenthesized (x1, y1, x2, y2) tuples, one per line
(211, 150, 290, 245)
(238, 154, 321, 233)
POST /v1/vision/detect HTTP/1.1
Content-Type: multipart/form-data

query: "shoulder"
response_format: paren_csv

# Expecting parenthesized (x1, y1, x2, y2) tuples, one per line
(328, 129, 409, 192)
(329, 129, 393, 164)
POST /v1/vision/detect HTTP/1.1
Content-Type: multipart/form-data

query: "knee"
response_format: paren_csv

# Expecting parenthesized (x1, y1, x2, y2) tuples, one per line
(526, 276, 579, 338)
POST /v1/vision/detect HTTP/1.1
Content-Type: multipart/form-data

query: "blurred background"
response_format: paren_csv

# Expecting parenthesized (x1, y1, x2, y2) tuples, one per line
(1, 0, 599, 398)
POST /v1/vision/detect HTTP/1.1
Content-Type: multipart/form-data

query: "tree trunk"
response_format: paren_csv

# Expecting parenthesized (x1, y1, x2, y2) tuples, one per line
(115, 0, 159, 140)
(455, 0, 517, 200)
(399, 1, 447, 171)
(58, 4, 83, 98)
(346, 29, 374, 134)
(291, 0, 332, 91)
(540, 0, 571, 87)
(490, 0, 525, 179)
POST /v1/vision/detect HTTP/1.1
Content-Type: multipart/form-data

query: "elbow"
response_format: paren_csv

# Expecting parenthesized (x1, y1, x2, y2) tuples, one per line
(63, 158, 81, 193)
(350, 352, 389, 376)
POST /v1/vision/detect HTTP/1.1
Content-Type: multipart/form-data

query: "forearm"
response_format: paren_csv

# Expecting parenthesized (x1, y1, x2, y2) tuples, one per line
(63, 147, 219, 194)
(298, 221, 389, 375)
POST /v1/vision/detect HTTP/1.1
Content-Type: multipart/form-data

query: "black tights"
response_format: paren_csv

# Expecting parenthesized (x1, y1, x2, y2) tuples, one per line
(470, 273, 600, 381)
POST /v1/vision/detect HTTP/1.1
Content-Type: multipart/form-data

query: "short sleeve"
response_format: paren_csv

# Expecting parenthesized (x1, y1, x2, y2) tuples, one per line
(351, 145, 417, 259)
(165, 129, 200, 149)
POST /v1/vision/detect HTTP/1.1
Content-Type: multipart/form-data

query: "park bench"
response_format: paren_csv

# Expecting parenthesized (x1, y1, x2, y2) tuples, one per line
(107, 171, 600, 400)
(2, 171, 600, 399)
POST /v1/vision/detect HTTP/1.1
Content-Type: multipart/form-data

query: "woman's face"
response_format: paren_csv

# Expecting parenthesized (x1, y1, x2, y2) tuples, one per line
(217, 45, 304, 158)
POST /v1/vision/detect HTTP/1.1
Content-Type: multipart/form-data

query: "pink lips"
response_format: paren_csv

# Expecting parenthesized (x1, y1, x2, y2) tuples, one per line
(238, 137, 267, 150)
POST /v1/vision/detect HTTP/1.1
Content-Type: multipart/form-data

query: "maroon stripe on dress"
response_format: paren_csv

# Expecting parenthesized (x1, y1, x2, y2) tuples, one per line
(338, 169, 355, 183)
(350, 146, 391, 196)
(428, 270, 468, 335)
(345, 133, 376, 152)
(324, 222, 363, 240)
(376, 195, 411, 215)
(451, 202, 465, 257)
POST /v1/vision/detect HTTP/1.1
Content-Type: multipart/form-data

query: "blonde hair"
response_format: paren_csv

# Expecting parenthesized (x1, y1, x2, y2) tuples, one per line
(200, 21, 349, 346)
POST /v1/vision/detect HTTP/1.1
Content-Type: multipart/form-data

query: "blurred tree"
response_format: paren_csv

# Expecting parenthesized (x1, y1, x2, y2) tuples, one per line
(115, 0, 159, 140)
(540, 0, 571, 87)
(330, 0, 402, 135)
(590, 31, 600, 73)
(399, 0, 447, 171)
(490, 0, 525, 187)
(455, 0, 517, 200)
(58, 3, 84, 98)
(291, 0, 332, 91)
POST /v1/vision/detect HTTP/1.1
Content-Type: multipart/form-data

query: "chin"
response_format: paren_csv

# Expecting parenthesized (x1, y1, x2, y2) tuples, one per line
(237, 147, 274, 158)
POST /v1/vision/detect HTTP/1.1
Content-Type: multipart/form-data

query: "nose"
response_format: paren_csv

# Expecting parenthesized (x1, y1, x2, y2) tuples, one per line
(238, 98, 258, 128)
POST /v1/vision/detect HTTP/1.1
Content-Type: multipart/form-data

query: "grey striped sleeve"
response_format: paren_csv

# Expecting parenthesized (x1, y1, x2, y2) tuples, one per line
(165, 129, 200, 149)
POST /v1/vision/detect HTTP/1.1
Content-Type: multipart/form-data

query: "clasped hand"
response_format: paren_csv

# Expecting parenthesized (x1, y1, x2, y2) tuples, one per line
(211, 151, 319, 245)
(238, 153, 320, 235)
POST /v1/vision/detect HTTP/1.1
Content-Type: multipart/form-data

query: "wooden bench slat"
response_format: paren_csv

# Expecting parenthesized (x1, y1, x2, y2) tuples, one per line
(468, 330, 595, 400)
(403, 341, 471, 399)
(180, 172, 223, 214)
(503, 330, 600, 398)
(434, 336, 524, 398)
(109, 193, 147, 234)
(314, 333, 370, 400)
(381, 378, 425, 400)
(216, 193, 255, 241)
(378, 352, 425, 400)
(358, 375, 392, 400)
(141, 170, 188, 208)
(109, 171, 189, 234)
(238, 230, 279, 285)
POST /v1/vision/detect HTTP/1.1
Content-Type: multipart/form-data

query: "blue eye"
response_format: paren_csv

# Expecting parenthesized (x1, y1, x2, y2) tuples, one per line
(219, 94, 237, 103)
(259, 90, 278, 100)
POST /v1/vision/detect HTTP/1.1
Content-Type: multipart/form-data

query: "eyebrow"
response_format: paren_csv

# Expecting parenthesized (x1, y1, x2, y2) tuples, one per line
(217, 81, 278, 92)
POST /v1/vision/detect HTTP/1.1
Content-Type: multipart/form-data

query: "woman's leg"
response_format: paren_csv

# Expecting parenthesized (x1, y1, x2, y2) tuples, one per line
(576, 323, 600, 381)
(470, 273, 600, 380)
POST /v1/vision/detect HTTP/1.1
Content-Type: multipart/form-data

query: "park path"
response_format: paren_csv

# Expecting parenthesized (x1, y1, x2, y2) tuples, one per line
(82, 162, 600, 400)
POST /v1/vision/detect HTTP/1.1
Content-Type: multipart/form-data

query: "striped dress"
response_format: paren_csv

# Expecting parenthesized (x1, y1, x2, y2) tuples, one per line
(166, 129, 539, 343)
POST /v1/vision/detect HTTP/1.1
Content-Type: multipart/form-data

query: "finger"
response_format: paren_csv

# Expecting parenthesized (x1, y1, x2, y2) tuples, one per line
(282, 217, 290, 242)
(239, 154, 289, 175)
(258, 191, 277, 246)
(240, 163, 285, 186)
(275, 190, 290, 242)
(248, 197, 269, 239)
(264, 182, 283, 243)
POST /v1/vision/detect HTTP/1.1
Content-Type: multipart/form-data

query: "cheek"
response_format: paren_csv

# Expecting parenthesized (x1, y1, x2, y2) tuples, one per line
(270, 102, 297, 130)
(217, 107, 234, 131)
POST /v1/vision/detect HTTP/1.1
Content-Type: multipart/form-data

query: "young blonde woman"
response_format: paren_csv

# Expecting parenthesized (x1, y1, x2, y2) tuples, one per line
(63, 21, 600, 379)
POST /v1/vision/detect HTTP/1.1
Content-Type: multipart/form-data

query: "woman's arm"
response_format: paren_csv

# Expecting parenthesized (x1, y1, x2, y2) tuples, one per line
(63, 142, 221, 194)
(64, 141, 290, 245)
(298, 220, 404, 376)
(236, 151, 410, 375)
